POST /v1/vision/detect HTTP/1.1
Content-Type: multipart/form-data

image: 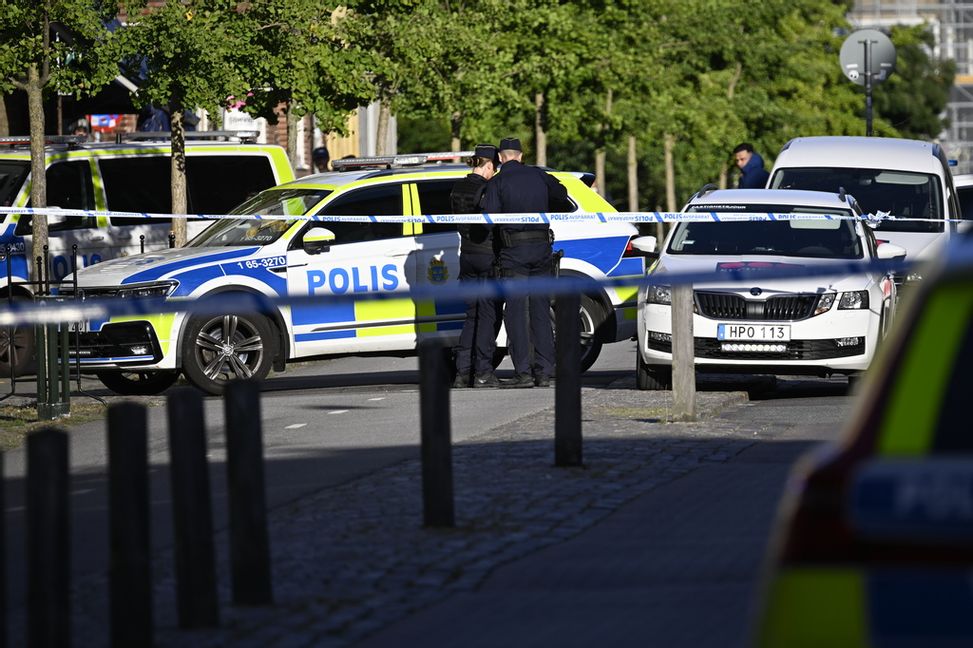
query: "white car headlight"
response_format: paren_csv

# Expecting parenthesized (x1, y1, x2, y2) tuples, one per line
(838, 290, 869, 310)
(646, 284, 671, 305)
(814, 293, 836, 316)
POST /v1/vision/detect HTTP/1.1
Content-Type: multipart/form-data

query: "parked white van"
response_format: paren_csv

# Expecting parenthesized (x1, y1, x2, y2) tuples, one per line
(768, 136, 965, 263)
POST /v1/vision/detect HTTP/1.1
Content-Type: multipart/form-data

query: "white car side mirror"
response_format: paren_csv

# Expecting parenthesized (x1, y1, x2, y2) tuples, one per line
(876, 242, 907, 260)
(630, 236, 658, 255)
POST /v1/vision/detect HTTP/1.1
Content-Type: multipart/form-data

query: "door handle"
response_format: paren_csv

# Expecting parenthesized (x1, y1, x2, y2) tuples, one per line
(87, 235, 105, 242)
(384, 251, 409, 258)
(286, 263, 308, 269)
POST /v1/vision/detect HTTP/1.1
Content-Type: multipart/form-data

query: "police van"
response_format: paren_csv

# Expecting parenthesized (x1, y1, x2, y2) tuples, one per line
(67, 152, 645, 394)
(0, 131, 294, 375)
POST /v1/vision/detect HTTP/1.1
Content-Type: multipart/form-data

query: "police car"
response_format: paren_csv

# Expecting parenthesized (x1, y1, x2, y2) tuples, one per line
(635, 189, 904, 389)
(0, 131, 294, 375)
(755, 236, 973, 647)
(68, 152, 644, 394)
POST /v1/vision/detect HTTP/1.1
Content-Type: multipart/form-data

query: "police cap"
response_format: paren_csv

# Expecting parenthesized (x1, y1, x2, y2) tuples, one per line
(474, 144, 498, 161)
(498, 137, 522, 152)
(312, 146, 330, 161)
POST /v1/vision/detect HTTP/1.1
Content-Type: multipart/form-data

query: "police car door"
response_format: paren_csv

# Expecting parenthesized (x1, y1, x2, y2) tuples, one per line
(411, 180, 464, 341)
(286, 184, 418, 358)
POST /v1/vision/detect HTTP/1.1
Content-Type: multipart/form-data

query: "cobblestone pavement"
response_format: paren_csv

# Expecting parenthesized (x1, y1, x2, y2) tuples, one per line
(54, 384, 759, 647)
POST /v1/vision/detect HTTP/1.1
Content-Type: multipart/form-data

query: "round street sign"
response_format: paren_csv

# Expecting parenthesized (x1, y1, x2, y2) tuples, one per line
(840, 29, 896, 86)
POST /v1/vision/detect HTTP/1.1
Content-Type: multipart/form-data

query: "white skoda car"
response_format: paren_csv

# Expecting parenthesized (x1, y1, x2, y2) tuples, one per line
(635, 189, 905, 389)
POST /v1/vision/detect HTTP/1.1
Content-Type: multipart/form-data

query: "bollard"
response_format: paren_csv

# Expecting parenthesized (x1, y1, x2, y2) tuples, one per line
(554, 294, 583, 467)
(223, 380, 273, 606)
(168, 232, 176, 249)
(671, 284, 697, 421)
(418, 340, 455, 528)
(139, 234, 145, 255)
(166, 388, 219, 628)
(26, 428, 69, 648)
(107, 403, 152, 648)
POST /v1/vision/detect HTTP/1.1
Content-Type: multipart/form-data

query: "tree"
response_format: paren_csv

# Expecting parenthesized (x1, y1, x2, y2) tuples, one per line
(0, 0, 118, 259)
(873, 23, 955, 141)
(233, 0, 376, 166)
(116, 1, 253, 245)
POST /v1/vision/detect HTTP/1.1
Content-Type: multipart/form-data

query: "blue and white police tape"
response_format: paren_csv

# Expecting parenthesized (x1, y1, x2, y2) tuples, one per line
(0, 255, 923, 328)
(0, 205, 957, 225)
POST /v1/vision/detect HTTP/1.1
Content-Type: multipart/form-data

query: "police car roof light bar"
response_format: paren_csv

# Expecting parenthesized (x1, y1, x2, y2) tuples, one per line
(116, 130, 261, 144)
(331, 151, 474, 171)
(0, 135, 88, 148)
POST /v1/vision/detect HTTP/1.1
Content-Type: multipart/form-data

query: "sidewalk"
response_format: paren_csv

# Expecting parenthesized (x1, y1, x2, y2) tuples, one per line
(14, 381, 825, 647)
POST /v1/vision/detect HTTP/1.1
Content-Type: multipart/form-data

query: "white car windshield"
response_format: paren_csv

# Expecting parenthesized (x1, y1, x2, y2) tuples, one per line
(669, 217, 863, 259)
(190, 188, 332, 247)
(770, 167, 942, 233)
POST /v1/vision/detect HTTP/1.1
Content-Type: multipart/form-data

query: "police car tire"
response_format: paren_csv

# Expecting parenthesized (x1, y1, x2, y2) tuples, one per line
(181, 312, 276, 395)
(636, 353, 671, 391)
(0, 297, 35, 377)
(96, 370, 180, 396)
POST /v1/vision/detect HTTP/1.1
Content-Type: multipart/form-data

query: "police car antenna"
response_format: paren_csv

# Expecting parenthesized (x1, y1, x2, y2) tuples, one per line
(331, 151, 474, 171)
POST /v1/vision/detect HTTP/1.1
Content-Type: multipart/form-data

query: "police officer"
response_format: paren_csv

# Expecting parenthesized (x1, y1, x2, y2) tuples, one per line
(482, 137, 567, 388)
(450, 144, 501, 388)
(312, 146, 330, 173)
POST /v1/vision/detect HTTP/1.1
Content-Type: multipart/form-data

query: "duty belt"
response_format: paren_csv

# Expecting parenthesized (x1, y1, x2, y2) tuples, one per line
(500, 230, 552, 247)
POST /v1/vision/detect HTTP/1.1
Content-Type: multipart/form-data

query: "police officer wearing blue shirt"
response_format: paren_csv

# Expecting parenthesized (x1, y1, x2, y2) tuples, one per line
(450, 144, 502, 388)
(482, 137, 568, 388)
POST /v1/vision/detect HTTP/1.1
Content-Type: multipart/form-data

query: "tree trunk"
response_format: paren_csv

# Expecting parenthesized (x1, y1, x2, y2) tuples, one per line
(594, 89, 612, 199)
(170, 109, 188, 247)
(534, 92, 547, 167)
(720, 64, 742, 190)
(718, 165, 728, 190)
(627, 134, 638, 212)
(664, 133, 676, 212)
(0, 95, 9, 136)
(375, 99, 391, 156)
(286, 101, 299, 170)
(27, 64, 48, 265)
(449, 111, 461, 153)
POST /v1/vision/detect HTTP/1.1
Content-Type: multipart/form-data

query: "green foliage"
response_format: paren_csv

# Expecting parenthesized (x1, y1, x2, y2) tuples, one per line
(0, 1, 119, 98)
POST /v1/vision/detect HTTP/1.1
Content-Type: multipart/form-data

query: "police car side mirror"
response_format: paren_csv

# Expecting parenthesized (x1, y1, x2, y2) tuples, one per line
(876, 242, 907, 260)
(303, 228, 336, 255)
(630, 235, 659, 257)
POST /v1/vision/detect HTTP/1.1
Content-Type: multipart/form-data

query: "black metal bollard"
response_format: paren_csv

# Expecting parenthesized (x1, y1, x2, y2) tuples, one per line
(107, 403, 152, 648)
(223, 379, 273, 606)
(168, 232, 176, 249)
(418, 340, 455, 528)
(139, 234, 145, 255)
(26, 428, 69, 648)
(166, 388, 219, 628)
(554, 294, 583, 467)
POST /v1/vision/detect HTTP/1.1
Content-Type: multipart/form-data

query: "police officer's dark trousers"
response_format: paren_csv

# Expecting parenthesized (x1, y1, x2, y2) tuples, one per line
(500, 241, 555, 379)
(455, 251, 500, 380)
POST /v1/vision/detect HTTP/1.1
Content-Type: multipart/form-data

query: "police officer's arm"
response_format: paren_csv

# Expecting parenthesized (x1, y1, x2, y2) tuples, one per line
(481, 177, 502, 213)
(543, 173, 568, 208)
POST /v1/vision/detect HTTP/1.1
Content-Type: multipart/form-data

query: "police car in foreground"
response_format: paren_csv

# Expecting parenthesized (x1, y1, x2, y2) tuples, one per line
(634, 189, 905, 390)
(755, 237, 973, 646)
(68, 152, 645, 394)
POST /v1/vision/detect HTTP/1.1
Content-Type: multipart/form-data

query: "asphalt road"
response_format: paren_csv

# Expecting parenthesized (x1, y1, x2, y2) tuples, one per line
(0, 339, 854, 619)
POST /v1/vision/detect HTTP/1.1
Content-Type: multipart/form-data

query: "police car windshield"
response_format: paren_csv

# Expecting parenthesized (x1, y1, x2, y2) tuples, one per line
(190, 188, 332, 247)
(668, 218, 863, 259)
(0, 160, 29, 207)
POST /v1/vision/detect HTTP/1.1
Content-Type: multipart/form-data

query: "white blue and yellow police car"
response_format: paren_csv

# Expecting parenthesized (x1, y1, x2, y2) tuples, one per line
(68, 152, 645, 394)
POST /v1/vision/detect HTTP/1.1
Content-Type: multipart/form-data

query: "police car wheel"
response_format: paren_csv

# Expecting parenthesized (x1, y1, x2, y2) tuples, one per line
(636, 352, 671, 391)
(0, 306, 35, 377)
(96, 370, 180, 396)
(182, 313, 276, 395)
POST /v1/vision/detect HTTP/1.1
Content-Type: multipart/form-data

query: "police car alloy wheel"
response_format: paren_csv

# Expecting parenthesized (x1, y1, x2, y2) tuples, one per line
(96, 370, 180, 396)
(181, 312, 276, 394)
(0, 301, 34, 377)
(636, 351, 672, 391)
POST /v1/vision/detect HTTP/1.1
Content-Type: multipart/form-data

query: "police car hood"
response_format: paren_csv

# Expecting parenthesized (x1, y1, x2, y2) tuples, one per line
(653, 253, 873, 293)
(74, 245, 260, 287)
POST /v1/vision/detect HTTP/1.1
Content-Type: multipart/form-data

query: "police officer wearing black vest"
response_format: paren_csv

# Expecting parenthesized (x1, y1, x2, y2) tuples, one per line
(450, 144, 502, 388)
(482, 137, 568, 388)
